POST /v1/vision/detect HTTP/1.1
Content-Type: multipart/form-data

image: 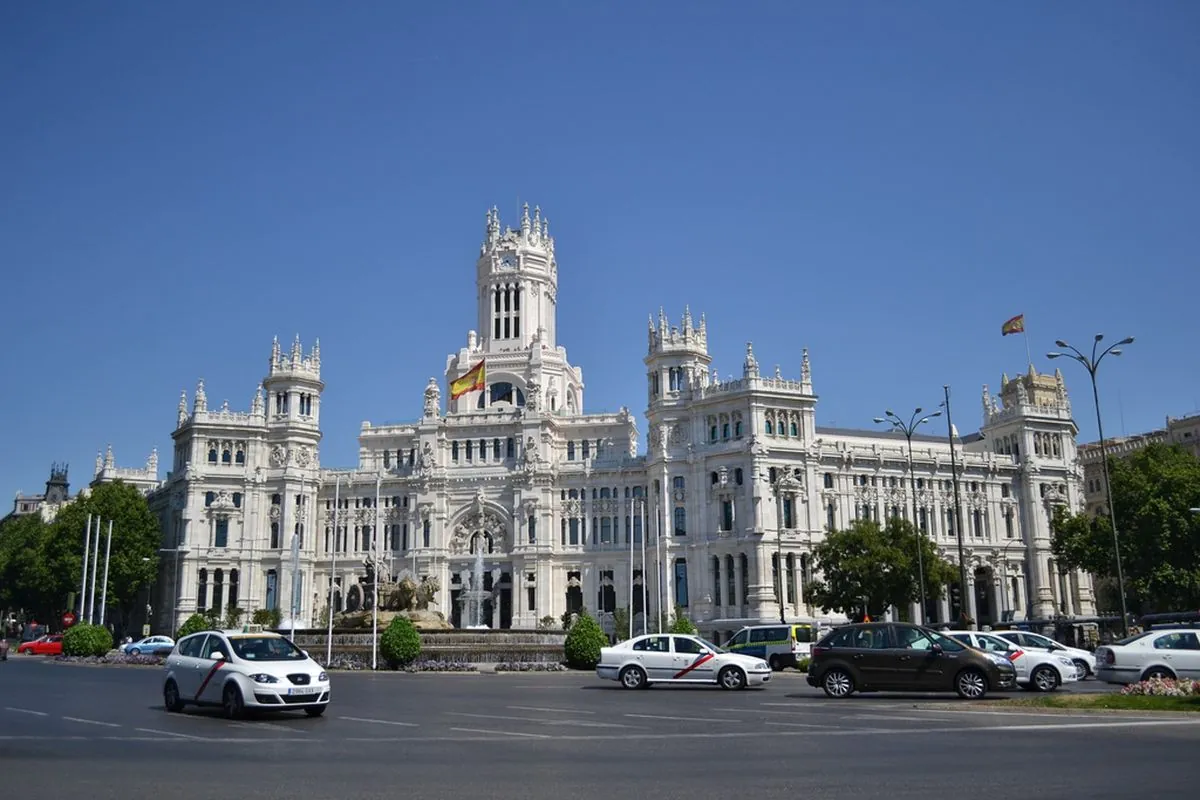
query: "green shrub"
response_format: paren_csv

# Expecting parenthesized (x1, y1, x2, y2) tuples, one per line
(796, 656, 811, 673)
(250, 608, 282, 628)
(668, 611, 697, 635)
(62, 623, 113, 657)
(563, 612, 608, 669)
(379, 616, 422, 669)
(537, 615, 559, 631)
(176, 613, 211, 639)
(223, 606, 244, 629)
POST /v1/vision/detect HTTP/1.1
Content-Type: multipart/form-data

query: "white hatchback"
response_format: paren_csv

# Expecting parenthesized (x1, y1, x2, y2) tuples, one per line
(163, 627, 330, 718)
(596, 633, 772, 690)
(947, 630, 1079, 692)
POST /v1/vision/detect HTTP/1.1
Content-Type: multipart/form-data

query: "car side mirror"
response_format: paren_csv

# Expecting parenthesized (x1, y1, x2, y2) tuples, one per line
(212, 652, 226, 661)
(930, 644, 944, 656)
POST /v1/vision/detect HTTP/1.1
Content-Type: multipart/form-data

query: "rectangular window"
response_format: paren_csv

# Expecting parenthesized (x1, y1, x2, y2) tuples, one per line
(721, 500, 733, 531)
(527, 515, 536, 544)
(423, 520, 431, 547)
(214, 519, 229, 548)
(674, 558, 689, 607)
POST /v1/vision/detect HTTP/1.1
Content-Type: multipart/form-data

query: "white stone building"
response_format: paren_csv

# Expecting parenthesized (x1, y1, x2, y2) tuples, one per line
(147, 205, 1097, 639)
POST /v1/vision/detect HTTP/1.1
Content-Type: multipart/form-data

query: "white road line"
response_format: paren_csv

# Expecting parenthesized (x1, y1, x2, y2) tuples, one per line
(508, 705, 596, 715)
(715, 707, 816, 716)
(450, 727, 551, 739)
(339, 716, 419, 727)
(854, 713, 963, 722)
(62, 716, 120, 728)
(136, 728, 206, 740)
(4, 707, 48, 716)
(624, 713, 741, 724)
(764, 720, 825, 728)
(446, 711, 637, 729)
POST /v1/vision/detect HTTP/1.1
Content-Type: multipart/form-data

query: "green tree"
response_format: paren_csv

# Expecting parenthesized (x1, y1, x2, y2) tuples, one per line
(0, 514, 55, 618)
(808, 518, 958, 621)
(1052, 443, 1200, 614)
(40, 482, 160, 630)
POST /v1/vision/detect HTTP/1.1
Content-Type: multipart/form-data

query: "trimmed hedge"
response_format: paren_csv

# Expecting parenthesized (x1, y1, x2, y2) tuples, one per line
(379, 616, 422, 669)
(62, 623, 113, 657)
(563, 612, 607, 669)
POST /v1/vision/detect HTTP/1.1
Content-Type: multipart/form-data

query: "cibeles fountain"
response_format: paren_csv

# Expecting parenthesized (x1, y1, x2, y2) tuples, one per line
(458, 545, 501, 629)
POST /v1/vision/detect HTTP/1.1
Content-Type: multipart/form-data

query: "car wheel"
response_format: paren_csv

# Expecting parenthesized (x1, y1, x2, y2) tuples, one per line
(768, 655, 783, 672)
(619, 665, 648, 690)
(955, 669, 988, 700)
(1072, 659, 1090, 679)
(1142, 666, 1174, 681)
(718, 666, 747, 690)
(305, 705, 327, 717)
(222, 683, 245, 719)
(821, 668, 854, 698)
(1030, 665, 1059, 693)
(163, 680, 185, 713)
(129, 648, 141, 657)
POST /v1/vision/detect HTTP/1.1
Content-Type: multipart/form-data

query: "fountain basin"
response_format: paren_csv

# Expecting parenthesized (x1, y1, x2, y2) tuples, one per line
(289, 628, 567, 665)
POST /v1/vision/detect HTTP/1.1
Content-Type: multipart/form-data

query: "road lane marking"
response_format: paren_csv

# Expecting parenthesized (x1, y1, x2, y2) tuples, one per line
(4, 707, 48, 716)
(63, 716, 120, 728)
(450, 727, 550, 739)
(339, 716, 420, 727)
(854, 713, 961, 722)
(136, 728, 206, 740)
(507, 705, 596, 715)
(448, 714, 638, 729)
(764, 720, 825, 728)
(624, 713, 741, 724)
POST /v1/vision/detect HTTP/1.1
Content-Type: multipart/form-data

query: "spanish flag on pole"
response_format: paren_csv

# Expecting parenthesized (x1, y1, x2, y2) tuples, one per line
(450, 360, 486, 400)
(1000, 314, 1025, 336)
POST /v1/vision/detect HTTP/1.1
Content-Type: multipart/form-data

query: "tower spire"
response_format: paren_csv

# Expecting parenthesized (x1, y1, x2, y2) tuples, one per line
(800, 348, 812, 391)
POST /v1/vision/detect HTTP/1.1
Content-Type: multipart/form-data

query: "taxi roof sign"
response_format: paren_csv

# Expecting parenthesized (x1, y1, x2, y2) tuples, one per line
(241, 623, 264, 633)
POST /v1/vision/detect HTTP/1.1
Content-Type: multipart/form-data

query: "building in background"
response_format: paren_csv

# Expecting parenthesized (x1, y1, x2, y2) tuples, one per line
(145, 206, 1097, 638)
(1079, 411, 1200, 514)
(4, 464, 73, 524)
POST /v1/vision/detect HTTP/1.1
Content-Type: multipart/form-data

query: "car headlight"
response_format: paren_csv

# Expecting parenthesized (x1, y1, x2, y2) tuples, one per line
(249, 673, 279, 684)
(1057, 657, 1075, 667)
(318, 671, 328, 682)
(987, 654, 1009, 666)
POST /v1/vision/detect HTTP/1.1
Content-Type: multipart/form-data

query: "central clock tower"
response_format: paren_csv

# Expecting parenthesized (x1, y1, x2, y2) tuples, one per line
(476, 203, 558, 353)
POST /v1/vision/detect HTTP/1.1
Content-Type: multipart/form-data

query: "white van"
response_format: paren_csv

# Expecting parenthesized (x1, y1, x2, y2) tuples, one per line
(723, 623, 815, 671)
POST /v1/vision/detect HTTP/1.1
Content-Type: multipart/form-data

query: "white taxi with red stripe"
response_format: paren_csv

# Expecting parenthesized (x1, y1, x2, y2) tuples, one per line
(163, 626, 330, 718)
(946, 630, 1078, 692)
(596, 633, 772, 690)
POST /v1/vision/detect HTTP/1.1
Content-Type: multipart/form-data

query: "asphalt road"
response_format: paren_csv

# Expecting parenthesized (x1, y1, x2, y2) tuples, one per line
(1, 658, 1196, 800)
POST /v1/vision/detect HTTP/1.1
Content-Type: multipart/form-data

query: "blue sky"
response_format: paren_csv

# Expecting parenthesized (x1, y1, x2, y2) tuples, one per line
(2, 2, 1198, 498)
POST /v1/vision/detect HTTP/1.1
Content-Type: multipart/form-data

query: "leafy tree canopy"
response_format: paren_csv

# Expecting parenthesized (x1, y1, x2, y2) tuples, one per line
(1052, 443, 1200, 614)
(808, 517, 959, 620)
(0, 481, 160, 621)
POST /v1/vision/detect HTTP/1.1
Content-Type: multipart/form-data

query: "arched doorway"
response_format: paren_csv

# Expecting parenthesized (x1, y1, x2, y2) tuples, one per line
(973, 565, 994, 627)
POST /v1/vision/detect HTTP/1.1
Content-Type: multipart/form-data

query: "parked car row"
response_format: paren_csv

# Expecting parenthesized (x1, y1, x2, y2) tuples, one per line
(593, 619, 1119, 700)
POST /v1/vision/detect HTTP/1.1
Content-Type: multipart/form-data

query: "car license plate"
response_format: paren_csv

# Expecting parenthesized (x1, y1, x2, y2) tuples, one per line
(287, 686, 320, 696)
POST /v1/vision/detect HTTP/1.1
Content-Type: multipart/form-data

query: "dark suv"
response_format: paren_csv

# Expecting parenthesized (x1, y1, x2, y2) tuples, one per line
(806, 622, 1017, 699)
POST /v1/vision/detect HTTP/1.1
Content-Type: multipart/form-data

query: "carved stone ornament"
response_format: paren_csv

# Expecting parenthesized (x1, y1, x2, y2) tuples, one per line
(450, 507, 509, 555)
(416, 442, 437, 475)
(270, 445, 287, 467)
(294, 446, 311, 468)
(526, 381, 540, 412)
(269, 505, 281, 521)
(423, 377, 440, 417)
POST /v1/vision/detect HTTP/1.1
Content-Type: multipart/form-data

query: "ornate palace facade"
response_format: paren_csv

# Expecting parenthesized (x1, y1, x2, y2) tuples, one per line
(148, 205, 1096, 640)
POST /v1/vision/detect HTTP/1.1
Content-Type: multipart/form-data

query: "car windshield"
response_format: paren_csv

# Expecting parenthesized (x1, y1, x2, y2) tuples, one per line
(924, 631, 967, 652)
(229, 635, 306, 661)
(696, 637, 726, 654)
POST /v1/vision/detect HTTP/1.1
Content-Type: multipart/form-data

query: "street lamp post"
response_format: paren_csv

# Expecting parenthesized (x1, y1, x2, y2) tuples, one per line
(874, 407, 942, 625)
(1047, 334, 1134, 638)
(940, 387, 971, 628)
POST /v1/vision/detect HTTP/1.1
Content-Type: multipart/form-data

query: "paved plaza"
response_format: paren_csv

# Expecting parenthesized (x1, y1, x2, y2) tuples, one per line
(1, 658, 1197, 799)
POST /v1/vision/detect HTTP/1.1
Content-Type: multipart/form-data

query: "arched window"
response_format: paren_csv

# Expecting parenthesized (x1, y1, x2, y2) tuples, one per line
(197, 568, 208, 612)
(221, 449, 231, 465)
(790, 421, 798, 437)
(734, 420, 743, 438)
(212, 569, 224, 614)
(207, 448, 217, 463)
(229, 569, 239, 610)
(673, 506, 687, 536)
(765, 419, 774, 435)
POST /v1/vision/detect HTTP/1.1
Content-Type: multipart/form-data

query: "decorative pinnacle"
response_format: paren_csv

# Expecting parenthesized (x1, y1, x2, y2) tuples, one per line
(800, 348, 812, 387)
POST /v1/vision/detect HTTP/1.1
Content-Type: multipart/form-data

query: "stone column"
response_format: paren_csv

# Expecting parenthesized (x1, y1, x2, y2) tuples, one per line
(938, 596, 951, 624)
(966, 572, 978, 625)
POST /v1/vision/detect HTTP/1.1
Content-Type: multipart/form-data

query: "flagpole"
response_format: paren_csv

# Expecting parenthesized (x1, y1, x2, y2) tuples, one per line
(79, 513, 92, 619)
(326, 475, 340, 665)
(640, 499, 648, 636)
(627, 495, 634, 640)
(89, 516, 102, 623)
(98, 520, 113, 629)
(1023, 328, 1033, 369)
(372, 472, 381, 671)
